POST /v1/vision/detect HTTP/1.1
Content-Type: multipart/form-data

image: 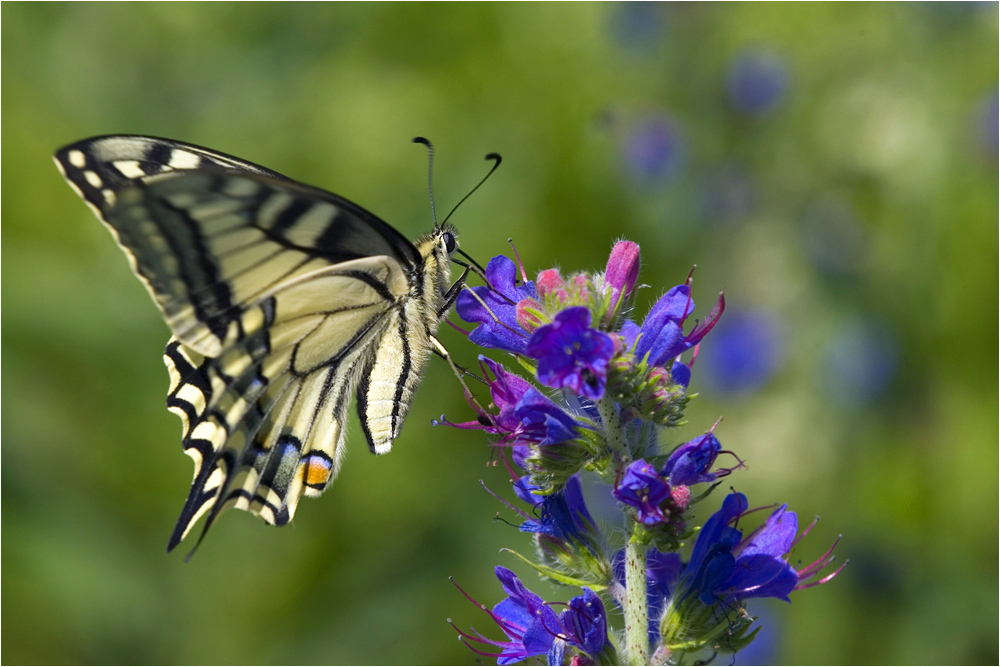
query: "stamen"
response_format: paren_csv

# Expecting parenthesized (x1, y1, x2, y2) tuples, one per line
(686, 264, 698, 286)
(791, 516, 820, 549)
(446, 319, 472, 336)
(796, 535, 842, 578)
(480, 479, 532, 519)
(795, 559, 848, 590)
(686, 291, 726, 341)
(508, 238, 529, 283)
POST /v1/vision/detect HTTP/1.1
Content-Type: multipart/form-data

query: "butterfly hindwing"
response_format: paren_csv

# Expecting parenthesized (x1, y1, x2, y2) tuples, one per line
(162, 257, 410, 549)
(55, 135, 457, 552)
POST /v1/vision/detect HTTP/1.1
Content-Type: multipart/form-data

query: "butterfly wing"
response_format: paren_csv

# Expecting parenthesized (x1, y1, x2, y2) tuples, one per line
(55, 136, 421, 357)
(163, 256, 408, 550)
(54, 136, 431, 550)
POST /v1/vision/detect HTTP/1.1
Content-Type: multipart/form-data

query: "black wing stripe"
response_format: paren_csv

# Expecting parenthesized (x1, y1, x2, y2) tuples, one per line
(391, 313, 412, 436)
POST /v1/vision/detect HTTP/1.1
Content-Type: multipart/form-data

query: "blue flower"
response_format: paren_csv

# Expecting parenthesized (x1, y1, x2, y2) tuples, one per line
(700, 310, 783, 395)
(516, 474, 598, 543)
(515, 387, 581, 446)
(613, 459, 671, 525)
(452, 566, 561, 665)
(635, 285, 725, 367)
(457, 256, 537, 354)
(559, 588, 610, 656)
(661, 432, 723, 486)
(437, 356, 534, 436)
(527, 307, 616, 400)
(680, 493, 844, 606)
(454, 568, 612, 665)
(623, 115, 686, 183)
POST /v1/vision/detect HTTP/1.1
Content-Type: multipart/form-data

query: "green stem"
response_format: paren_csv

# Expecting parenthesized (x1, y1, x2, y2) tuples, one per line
(599, 395, 648, 663)
(597, 396, 627, 460)
(624, 530, 649, 665)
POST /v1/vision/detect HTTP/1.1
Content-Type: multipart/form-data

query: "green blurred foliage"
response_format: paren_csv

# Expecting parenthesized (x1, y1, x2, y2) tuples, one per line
(2, 3, 996, 665)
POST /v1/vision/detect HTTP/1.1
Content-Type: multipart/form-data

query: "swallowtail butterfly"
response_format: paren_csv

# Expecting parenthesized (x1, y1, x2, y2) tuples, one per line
(54, 135, 467, 552)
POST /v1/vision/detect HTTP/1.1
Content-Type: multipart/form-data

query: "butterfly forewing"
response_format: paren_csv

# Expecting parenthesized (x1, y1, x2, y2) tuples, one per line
(54, 135, 456, 552)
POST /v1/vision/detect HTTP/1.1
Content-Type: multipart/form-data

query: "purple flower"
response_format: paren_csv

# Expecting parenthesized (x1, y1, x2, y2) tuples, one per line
(527, 307, 616, 400)
(727, 50, 789, 116)
(605, 240, 641, 311)
(661, 432, 724, 486)
(613, 459, 671, 525)
(636, 285, 725, 367)
(457, 255, 537, 354)
(681, 493, 845, 606)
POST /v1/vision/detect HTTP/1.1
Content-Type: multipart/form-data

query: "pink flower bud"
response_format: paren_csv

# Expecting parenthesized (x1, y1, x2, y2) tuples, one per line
(670, 484, 690, 511)
(606, 241, 641, 309)
(536, 269, 564, 296)
(516, 297, 545, 332)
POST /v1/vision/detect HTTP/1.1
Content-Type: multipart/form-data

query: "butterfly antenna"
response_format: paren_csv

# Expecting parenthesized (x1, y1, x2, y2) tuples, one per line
(412, 136, 438, 226)
(441, 152, 502, 227)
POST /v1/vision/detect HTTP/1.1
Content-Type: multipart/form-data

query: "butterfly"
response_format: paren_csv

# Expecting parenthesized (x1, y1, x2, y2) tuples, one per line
(54, 135, 479, 553)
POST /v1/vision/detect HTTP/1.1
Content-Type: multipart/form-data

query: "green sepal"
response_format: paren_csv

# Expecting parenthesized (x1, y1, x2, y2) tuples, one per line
(502, 548, 609, 590)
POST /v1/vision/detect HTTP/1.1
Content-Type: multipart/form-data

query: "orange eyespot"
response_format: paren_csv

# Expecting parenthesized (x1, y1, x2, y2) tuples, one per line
(304, 455, 333, 487)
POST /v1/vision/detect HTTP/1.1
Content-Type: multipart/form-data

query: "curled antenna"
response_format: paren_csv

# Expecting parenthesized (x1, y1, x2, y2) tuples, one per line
(412, 136, 438, 226)
(441, 152, 502, 227)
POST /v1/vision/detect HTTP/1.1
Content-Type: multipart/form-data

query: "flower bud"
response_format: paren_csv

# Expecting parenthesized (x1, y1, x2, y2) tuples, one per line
(536, 268, 564, 296)
(606, 241, 641, 309)
(515, 297, 545, 332)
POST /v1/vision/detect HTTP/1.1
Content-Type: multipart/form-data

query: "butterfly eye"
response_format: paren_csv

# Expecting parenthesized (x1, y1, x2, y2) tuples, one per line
(442, 231, 457, 254)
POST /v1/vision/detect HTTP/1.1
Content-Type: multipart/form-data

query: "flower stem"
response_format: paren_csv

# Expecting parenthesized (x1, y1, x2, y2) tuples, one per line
(624, 529, 649, 665)
(597, 395, 627, 461)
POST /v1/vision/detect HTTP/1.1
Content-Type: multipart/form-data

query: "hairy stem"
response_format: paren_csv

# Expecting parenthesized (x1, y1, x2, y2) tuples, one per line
(624, 530, 649, 665)
(598, 396, 627, 461)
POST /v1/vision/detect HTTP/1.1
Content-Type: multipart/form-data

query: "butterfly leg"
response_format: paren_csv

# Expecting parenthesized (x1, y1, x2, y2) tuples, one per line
(429, 335, 490, 415)
(438, 265, 471, 318)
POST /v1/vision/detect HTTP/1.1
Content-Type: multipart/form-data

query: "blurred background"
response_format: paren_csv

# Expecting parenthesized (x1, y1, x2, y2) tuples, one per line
(2, 3, 997, 664)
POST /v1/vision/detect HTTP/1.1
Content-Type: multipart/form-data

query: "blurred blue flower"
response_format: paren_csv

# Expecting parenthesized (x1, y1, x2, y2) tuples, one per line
(527, 307, 616, 400)
(824, 318, 899, 404)
(800, 197, 868, 278)
(699, 163, 756, 225)
(731, 600, 782, 665)
(608, 1, 666, 53)
(726, 50, 789, 115)
(623, 115, 686, 183)
(700, 309, 783, 395)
